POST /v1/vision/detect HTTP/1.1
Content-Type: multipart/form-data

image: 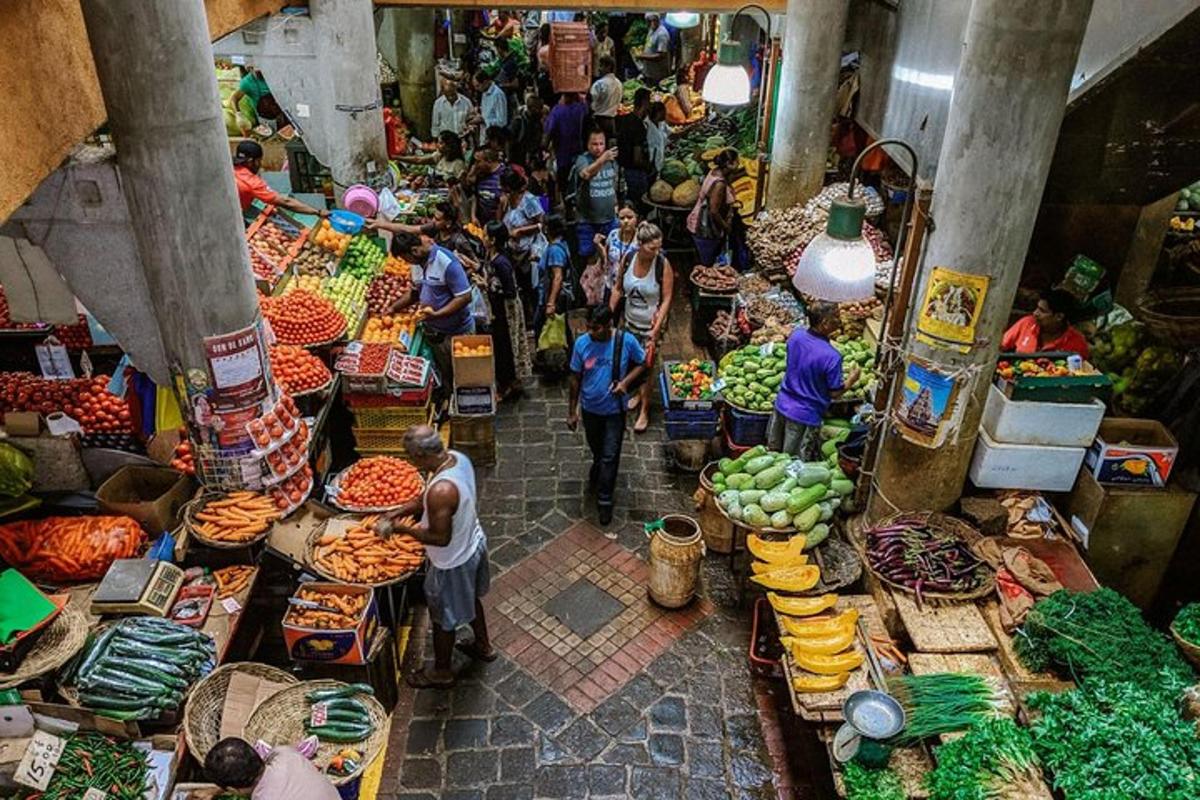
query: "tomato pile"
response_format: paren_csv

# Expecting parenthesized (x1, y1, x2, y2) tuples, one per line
(270, 345, 331, 395)
(265, 420, 309, 477)
(170, 428, 195, 475)
(335, 343, 392, 376)
(668, 359, 715, 401)
(336, 456, 424, 509)
(53, 315, 93, 351)
(0, 373, 131, 433)
(246, 396, 300, 450)
(261, 289, 345, 346)
(367, 274, 411, 315)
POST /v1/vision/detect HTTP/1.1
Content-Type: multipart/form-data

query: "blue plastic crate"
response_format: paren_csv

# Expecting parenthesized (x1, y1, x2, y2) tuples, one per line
(724, 403, 771, 447)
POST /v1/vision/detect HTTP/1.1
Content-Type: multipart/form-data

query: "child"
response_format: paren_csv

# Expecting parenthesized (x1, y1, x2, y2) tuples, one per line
(580, 249, 607, 307)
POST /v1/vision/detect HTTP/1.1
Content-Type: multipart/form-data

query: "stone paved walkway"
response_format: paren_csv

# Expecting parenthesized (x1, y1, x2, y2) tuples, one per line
(378, 375, 787, 800)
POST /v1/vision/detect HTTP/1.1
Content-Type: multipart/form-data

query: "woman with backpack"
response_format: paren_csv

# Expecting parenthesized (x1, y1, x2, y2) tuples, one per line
(608, 221, 674, 433)
(687, 147, 739, 267)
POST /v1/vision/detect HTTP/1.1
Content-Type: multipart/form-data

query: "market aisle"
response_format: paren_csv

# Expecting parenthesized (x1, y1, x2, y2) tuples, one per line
(377, 308, 787, 799)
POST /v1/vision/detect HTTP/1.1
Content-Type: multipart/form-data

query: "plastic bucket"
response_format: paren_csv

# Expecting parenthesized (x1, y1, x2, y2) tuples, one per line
(343, 184, 379, 218)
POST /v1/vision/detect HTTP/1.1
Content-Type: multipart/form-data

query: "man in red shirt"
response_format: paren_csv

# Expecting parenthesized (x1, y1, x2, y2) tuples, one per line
(1001, 288, 1090, 358)
(232, 141, 326, 218)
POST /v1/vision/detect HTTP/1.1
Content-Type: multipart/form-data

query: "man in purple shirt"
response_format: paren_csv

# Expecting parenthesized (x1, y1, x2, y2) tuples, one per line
(543, 92, 588, 197)
(770, 302, 860, 459)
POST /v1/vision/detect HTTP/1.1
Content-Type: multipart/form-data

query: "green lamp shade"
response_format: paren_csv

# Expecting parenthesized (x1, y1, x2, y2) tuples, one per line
(792, 198, 876, 302)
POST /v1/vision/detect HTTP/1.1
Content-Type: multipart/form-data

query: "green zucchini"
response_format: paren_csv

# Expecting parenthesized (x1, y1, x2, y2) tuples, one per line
(79, 626, 120, 678)
(305, 722, 373, 742)
(306, 683, 375, 702)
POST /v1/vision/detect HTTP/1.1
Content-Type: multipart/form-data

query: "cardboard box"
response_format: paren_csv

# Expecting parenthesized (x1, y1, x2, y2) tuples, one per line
(1084, 418, 1178, 487)
(2, 412, 41, 436)
(283, 583, 379, 665)
(96, 465, 195, 533)
(451, 334, 495, 388)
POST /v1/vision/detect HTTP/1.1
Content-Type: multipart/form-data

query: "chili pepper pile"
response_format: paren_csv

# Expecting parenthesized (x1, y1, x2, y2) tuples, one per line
(69, 617, 216, 720)
(28, 731, 149, 800)
(865, 517, 991, 606)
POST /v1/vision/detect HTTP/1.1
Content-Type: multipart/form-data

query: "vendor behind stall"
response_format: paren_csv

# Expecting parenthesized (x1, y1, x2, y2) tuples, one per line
(233, 141, 326, 218)
(769, 302, 859, 460)
(394, 130, 467, 182)
(1001, 288, 1090, 359)
(204, 738, 339, 800)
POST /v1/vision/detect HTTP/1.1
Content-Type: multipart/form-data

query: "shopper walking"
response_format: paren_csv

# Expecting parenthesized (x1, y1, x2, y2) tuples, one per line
(589, 56, 622, 139)
(687, 148, 739, 267)
(594, 204, 639, 305)
(568, 306, 648, 526)
(608, 221, 673, 433)
(500, 169, 545, 314)
(544, 92, 588, 198)
(615, 88, 653, 211)
(534, 214, 574, 338)
(431, 79, 474, 139)
(770, 302, 859, 460)
(381, 426, 493, 688)
(204, 738, 339, 800)
(570, 128, 620, 259)
(484, 221, 530, 397)
(509, 92, 546, 170)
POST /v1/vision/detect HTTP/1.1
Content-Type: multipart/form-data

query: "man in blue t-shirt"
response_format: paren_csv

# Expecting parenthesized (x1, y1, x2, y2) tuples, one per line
(568, 306, 647, 525)
(391, 232, 476, 403)
(770, 302, 860, 460)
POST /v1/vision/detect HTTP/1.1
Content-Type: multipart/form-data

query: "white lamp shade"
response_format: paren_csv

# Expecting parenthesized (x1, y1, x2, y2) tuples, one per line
(792, 233, 877, 302)
(702, 63, 751, 106)
(665, 12, 701, 28)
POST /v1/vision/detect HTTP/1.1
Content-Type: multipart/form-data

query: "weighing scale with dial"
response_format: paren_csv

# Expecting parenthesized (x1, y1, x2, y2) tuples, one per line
(89, 559, 185, 616)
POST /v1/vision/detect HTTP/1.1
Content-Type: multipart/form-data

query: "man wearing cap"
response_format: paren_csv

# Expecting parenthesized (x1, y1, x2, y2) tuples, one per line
(233, 141, 327, 217)
(637, 14, 672, 84)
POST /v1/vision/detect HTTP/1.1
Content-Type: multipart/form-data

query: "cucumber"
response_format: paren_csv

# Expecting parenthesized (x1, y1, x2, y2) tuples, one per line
(78, 626, 120, 678)
(321, 697, 370, 713)
(742, 455, 776, 475)
(306, 683, 375, 703)
(322, 707, 372, 725)
(117, 661, 188, 690)
(305, 722, 373, 742)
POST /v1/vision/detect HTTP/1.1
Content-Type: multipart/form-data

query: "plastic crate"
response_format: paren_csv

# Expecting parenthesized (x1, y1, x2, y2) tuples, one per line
(661, 374, 719, 440)
(660, 363, 716, 411)
(998, 351, 1112, 404)
(350, 403, 431, 430)
(351, 427, 409, 453)
(723, 404, 770, 448)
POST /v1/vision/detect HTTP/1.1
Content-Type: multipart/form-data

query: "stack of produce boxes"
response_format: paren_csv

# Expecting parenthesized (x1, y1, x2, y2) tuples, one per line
(449, 335, 496, 466)
(661, 360, 719, 441)
(338, 344, 433, 458)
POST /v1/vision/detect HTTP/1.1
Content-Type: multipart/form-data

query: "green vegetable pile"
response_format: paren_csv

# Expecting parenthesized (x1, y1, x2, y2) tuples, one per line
(843, 762, 905, 800)
(1089, 322, 1182, 415)
(713, 445, 852, 534)
(1015, 588, 1193, 695)
(831, 336, 875, 401)
(924, 718, 1041, 800)
(887, 672, 1009, 743)
(1174, 602, 1200, 644)
(340, 236, 386, 280)
(718, 343, 786, 411)
(1028, 679, 1200, 799)
(0, 441, 32, 497)
(26, 731, 149, 800)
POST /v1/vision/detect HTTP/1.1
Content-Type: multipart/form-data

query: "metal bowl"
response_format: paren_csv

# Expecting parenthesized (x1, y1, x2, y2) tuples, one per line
(842, 690, 906, 740)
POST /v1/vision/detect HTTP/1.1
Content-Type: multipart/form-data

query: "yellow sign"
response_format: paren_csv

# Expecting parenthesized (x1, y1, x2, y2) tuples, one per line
(916, 267, 989, 351)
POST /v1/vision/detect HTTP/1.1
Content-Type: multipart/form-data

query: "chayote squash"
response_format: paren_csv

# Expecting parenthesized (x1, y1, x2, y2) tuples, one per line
(754, 465, 787, 490)
(804, 523, 830, 549)
(759, 491, 790, 513)
(742, 504, 770, 528)
(770, 509, 792, 529)
(743, 455, 776, 475)
(717, 489, 741, 509)
(725, 473, 753, 490)
(739, 489, 767, 507)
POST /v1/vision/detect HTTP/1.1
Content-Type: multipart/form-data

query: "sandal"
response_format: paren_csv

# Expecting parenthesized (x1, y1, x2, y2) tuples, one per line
(406, 670, 456, 690)
(456, 641, 499, 663)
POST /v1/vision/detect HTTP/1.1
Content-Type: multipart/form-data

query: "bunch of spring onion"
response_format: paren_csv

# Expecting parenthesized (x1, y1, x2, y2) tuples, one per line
(887, 672, 1012, 743)
(924, 718, 1042, 800)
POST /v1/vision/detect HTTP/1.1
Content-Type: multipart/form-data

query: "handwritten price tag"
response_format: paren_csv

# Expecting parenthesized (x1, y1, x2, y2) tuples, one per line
(309, 702, 329, 727)
(221, 597, 242, 615)
(15, 730, 65, 791)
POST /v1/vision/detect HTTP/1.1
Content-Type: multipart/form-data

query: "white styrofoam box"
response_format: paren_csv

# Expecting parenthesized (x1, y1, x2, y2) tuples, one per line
(981, 382, 1105, 447)
(969, 427, 1086, 492)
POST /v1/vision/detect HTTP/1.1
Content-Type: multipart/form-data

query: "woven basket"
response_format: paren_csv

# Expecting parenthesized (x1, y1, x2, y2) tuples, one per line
(325, 463, 425, 514)
(1136, 288, 1200, 347)
(244, 680, 388, 786)
(1171, 625, 1200, 670)
(863, 512, 995, 604)
(0, 603, 90, 691)
(184, 493, 276, 550)
(304, 517, 421, 588)
(184, 662, 297, 762)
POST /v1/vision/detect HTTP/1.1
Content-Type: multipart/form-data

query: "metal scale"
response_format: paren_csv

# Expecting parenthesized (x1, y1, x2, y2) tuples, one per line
(89, 559, 184, 616)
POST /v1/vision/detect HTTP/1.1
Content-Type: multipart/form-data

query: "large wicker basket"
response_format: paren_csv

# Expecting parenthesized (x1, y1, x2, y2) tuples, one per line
(862, 511, 995, 604)
(304, 517, 422, 588)
(1171, 625, 1200, 670)
(0, 603, 90, 691)
(244, 680, 388, 785)
(183, 662, 297, 762)
(1136, 288, 1200, 348)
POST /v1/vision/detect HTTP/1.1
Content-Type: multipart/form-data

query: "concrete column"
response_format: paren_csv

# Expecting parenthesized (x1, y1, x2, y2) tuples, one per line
(311, 0, 391, 198)
(871, 0, 1095, 515)
(387, 8, 438, 139)
(78, 0, 260, 387)
(765, 0, 850, 209)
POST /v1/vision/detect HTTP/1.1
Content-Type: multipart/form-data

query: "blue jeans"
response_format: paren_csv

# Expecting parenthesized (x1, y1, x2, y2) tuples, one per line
(581, 409, 626, 508)
(576, 219, 616, 259)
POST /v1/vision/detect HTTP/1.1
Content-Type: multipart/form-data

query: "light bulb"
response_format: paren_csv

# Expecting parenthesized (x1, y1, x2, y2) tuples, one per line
(702, 63, 750, 106)
(792, 234, 877, 302)
(665, 12, 701, 28)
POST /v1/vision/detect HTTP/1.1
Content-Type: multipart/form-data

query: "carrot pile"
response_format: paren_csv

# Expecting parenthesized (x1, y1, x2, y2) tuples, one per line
(213, 565, 255, 598)
(0, 516, 146, 583)
(336, 456, 424, 509)
(286, 586, 367, 629)
(312, 515, 424, 583)
(192, 491, 282, 543)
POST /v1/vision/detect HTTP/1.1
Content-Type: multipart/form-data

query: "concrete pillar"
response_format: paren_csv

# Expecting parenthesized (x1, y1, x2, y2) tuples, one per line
(871, 0, 1095, 515)
(765, 0, 850, 209)
(388, 8, 438, 139)
(78, 0, 261, 389)
(311, 0, 391, 198)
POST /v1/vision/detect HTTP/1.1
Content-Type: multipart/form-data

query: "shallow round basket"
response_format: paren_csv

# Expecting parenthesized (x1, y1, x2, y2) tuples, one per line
(184, 494, 276, 550)
(0, 603, 90, 691)
(304, 517, 422, 588)
(1137, 289, 1200, 348)
(325, 464, 424, 514)
(244, 680, 388, 786)
(1171, 625, 1200, 670)
(184, 662, 297, 763)
(289, 375, 335, 399)
(863, 511, 995, 603)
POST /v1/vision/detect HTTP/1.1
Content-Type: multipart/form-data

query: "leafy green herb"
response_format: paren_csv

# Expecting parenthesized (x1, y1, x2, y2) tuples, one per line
(887, 672, 1010, 743)
(1029, 679, 1200, 798)
(924, 718, 1041, 800)
(843, 761, 905, 800)
(1173, 602, 1200, 645)
(1016, 588, 1193, 695)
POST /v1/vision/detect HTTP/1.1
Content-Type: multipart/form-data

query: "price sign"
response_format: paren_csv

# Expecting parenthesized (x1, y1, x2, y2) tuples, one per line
(83, 788, 108, 800)
(309, 702, 329, 727)
(15, 731, 65, 791)
(35, 341, 74, 380)
(221, 597, 242, 614)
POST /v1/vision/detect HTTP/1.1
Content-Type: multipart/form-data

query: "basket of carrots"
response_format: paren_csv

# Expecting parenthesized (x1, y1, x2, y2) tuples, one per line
(185, 491, 284, 549)
(306, 515, 425, 587)
(326, 456, 425, 513)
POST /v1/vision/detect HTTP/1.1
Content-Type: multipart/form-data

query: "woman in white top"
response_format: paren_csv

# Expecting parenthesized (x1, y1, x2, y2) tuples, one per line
(593, 204, 639, 306)
(608, 222, 674, 432)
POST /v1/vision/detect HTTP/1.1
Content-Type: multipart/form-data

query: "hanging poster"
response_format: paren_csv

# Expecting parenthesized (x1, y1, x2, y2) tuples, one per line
(916, 267, 989, 352)
(204, 324, 268, 411)
(892, 357, 967, 448)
